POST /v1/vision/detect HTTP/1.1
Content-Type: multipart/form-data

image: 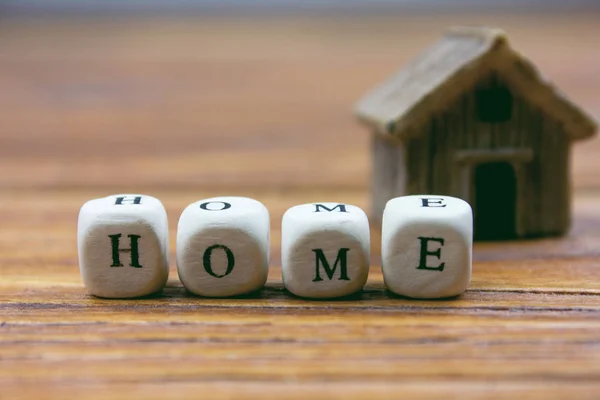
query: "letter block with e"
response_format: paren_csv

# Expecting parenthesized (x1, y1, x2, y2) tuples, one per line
(176, 197, 270, 297)
(77, 194, 169, 298)
(381, 195, 473, 299)
(281, 203, 370, 298)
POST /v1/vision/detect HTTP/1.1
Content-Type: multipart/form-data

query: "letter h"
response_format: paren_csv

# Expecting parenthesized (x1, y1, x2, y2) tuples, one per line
(115, 196, 142, 205)
(109, 234, 143, 268)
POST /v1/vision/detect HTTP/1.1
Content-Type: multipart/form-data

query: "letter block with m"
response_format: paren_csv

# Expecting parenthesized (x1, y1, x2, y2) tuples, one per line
(282, 203, 370, 298)
(77, 194, 170, 299)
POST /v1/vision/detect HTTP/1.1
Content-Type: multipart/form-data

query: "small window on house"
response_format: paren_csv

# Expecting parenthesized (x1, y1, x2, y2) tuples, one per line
(476, 85, 513, 123)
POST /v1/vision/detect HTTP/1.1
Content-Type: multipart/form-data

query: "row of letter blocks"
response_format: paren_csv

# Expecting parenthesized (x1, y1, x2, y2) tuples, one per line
(78, 194, 472, 299)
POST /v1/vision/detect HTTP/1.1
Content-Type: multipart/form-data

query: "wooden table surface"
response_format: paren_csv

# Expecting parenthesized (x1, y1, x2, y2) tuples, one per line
(1, 12, 599, 399)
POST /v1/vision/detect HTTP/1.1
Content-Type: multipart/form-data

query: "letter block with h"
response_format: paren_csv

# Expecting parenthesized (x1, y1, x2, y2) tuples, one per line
(381, 195, 473, 299)
(77, 194, 169, 298)
(282, 203, 370, 298)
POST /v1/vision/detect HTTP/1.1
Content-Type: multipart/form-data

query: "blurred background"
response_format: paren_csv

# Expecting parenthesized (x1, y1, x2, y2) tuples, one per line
(0, 0, 599, 265)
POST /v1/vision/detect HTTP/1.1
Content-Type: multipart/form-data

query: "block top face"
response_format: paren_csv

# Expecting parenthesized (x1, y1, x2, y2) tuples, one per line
(283, 202, 368, 229)
(385, 195, 471, 216)
(79, 193, 165, 218)
(180, 196, 267, 219)
(383, 195, 472, 235)
(282, 203, 369, 246)
(178, 197, 269, 236)
(78, 194, 167, 233)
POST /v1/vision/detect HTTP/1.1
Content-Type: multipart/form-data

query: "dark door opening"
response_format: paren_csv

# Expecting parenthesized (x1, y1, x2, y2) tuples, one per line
(474, 161, 517, 240)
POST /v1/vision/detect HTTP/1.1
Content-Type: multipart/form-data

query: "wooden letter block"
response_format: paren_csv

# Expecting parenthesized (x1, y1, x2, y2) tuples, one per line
(177, 197, 269, 297)
(281, 203, 370, 298)
(77, 194, 169, 298)
(382, 195, 472, 299)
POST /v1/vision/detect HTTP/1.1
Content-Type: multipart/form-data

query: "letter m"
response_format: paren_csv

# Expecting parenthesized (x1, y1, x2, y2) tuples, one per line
(314, 204, 347, 213)
(312, 248, 350, 282)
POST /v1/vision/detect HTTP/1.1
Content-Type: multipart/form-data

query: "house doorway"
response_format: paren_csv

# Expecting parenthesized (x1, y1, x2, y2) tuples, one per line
(474, 161, 517, 240)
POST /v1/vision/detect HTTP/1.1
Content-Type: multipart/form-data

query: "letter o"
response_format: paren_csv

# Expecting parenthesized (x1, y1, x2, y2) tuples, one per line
(200, 201, 232, 211)
(203, 244, 235, 278)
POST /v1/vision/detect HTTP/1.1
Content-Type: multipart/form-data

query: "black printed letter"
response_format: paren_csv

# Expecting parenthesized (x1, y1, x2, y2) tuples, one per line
(203, 244, 235, 278)
(416, 237, 445, 271)
(312, 248, 350, 282)
(109, 234, 143, 268)
(314, 204, 347, 213)
(114, 196, 142, 205)
(200, 202, 232, 211)
(420, 198, 446, 208)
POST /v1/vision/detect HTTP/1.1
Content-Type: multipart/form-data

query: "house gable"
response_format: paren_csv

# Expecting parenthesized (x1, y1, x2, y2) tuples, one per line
(355, 27, 596, 142)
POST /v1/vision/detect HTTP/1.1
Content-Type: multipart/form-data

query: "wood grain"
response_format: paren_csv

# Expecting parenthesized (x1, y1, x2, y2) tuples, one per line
(0, 12, 599, 399)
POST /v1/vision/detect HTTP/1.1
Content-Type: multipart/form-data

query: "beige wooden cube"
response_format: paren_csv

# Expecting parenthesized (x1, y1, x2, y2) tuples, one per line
(77, 194, 169, 298)
(281, 203, 370, 299)
(382, 195, 472, 299)
(176, 197, 269, 297)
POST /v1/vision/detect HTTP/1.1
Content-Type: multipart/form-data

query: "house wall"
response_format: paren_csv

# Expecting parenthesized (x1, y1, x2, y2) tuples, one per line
(386, 72, 571, 237)
(371, 133, 406, 222)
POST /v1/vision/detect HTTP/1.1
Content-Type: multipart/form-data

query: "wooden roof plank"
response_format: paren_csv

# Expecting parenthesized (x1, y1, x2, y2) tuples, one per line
(355, 26, 597, 141)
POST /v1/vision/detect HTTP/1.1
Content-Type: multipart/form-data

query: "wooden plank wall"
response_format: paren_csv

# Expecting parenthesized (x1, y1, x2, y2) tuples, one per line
(399, 72, 571, 236)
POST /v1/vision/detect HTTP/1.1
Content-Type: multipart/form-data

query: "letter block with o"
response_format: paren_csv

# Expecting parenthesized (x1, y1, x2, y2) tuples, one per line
(77, 194, 169, 298)
(281, 203, 370, 298)
(382, 195, 473, 299)
(176, 197, 270, 297)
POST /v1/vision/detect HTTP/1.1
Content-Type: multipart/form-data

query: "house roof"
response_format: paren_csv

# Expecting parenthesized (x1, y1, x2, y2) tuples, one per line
(355, 26, 597, 141)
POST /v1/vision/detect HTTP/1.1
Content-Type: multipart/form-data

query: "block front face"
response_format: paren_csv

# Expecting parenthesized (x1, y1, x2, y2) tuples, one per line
(77, 194, 169, 298)
(382, 195, 472, 299)
(177, 197, 269, 297)
(282, 203, 370, 299)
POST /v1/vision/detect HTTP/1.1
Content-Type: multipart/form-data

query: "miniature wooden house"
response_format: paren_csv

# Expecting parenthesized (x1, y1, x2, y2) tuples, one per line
(356, 27, 597, 240)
